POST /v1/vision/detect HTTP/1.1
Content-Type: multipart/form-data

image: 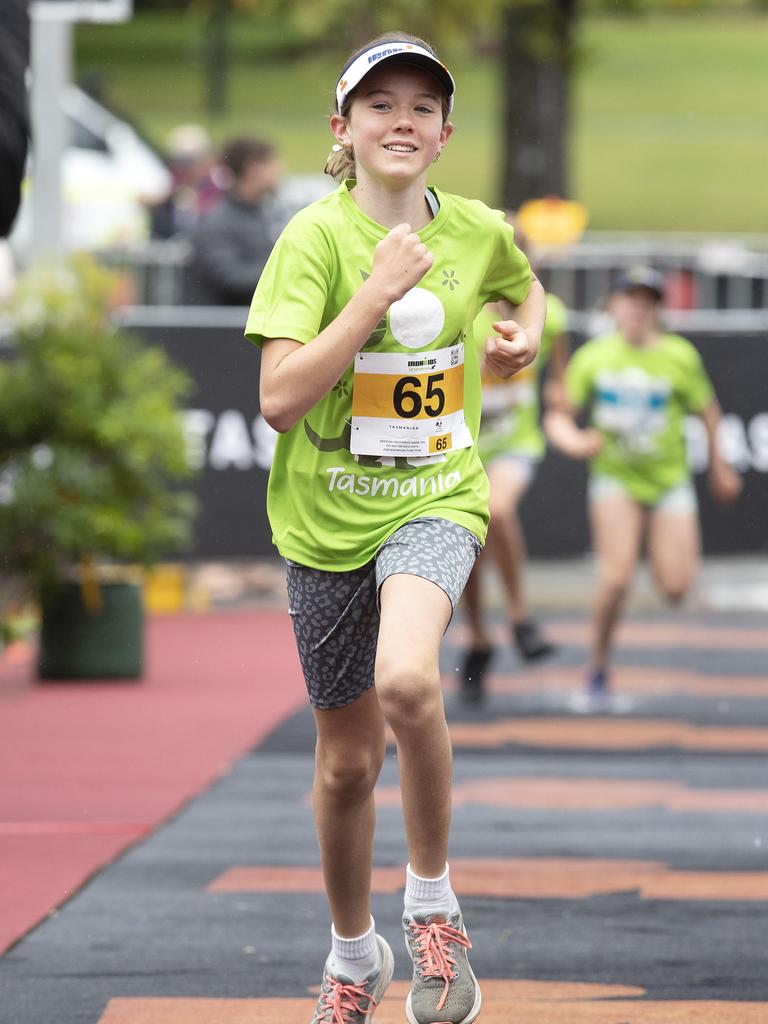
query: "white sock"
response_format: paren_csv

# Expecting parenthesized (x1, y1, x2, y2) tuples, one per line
(329, 916, 380, 984)
(404, 862, 459, 919)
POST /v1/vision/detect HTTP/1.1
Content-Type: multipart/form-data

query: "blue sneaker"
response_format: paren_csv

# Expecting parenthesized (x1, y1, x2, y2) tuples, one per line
(588, 667, 608, 698)
(570, 668, 633, 714)
(568, 667, 610, 713)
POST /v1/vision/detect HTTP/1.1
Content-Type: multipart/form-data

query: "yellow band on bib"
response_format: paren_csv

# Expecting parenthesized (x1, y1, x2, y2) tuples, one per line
(351, 363, 464, 421)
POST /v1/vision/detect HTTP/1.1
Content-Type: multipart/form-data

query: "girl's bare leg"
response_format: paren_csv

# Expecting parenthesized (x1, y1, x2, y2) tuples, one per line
(485, 460, 532, 624)
(463, 552, 492, 650)
(647, 508, 700, 604)
(375, 573, 453, 877)
(312, 686, 386, 937)
(589, 493, 645, 671)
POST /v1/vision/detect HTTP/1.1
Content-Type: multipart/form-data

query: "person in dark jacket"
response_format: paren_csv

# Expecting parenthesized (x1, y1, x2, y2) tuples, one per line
(0, 0, 29, 238)
(185, 137, 283, 305)
(150, 124, 225, 240)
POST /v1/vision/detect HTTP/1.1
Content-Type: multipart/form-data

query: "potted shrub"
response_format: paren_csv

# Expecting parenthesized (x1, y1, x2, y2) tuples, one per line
(0, 256, 198, 679)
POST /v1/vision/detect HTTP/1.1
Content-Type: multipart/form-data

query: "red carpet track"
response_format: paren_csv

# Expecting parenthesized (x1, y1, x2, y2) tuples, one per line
(0, 610, 305, 955)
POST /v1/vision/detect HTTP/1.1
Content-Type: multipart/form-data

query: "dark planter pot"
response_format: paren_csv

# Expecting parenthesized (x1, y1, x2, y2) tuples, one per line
(39, 579, 144, 680)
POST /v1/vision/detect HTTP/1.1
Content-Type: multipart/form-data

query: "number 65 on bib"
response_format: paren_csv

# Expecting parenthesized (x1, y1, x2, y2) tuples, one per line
(350, 344, 473, 458)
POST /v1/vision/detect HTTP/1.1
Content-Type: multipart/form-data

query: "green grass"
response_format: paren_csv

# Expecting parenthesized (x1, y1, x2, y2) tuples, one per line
(573, 13, 768, 229)
(75, 11, 768, 231)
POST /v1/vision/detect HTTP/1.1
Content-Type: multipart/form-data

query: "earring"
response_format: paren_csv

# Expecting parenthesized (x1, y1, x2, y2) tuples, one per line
(433, 150, 442, 163)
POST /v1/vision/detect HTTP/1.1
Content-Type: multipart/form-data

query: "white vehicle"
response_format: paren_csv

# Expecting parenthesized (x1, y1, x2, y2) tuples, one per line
(10, 85, 172, 258)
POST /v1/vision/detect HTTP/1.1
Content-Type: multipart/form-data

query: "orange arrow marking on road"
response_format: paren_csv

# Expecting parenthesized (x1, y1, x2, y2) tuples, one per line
(373, 777, 768, 813)
(449, 620, 768, 651)
(443, 718, 768, 751)
(208, 857, 768, 901)
(97, 984, 768, 1024)
(442, 664, 768, 699)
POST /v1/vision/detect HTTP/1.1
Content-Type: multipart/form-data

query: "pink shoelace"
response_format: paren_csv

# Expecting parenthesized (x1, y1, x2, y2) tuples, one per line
(409, 920, 472, 1012)
(315, 974, 377, 1024)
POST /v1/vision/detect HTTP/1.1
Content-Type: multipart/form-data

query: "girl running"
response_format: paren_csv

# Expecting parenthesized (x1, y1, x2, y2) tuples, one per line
(461, 222, 569, 702)
(246, 32, 545, 1024)
(545, 266, 741, 712)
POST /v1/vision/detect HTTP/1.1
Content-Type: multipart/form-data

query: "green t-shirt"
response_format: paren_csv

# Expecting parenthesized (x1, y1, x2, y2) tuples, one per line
(245, 181, 532, 570)
(476, 292, 567, 463)
(565, 331, 714, 503)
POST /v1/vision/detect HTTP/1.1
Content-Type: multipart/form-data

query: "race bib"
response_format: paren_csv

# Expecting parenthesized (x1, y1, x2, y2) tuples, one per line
(481, 364, 535, 417)
(351, 344, 473, 458)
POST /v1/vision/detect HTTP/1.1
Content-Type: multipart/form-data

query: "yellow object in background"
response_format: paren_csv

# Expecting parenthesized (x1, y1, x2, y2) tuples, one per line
(517, 197, 589, 247)
(143, 565, 188, 615)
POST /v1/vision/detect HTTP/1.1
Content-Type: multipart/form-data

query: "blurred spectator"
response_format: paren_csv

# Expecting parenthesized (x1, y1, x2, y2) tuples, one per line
(185, 136, 283, 306)
(150, 124, 225, 239)
(0, 0, 29, 239)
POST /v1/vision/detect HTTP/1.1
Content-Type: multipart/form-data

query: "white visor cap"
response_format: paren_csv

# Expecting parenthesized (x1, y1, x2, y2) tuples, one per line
(336, 41, 455, 114)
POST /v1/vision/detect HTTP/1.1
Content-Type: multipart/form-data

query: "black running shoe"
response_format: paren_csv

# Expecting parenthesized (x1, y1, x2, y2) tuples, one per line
(512, 619, 557, 662)
(460, 646, 494, 703)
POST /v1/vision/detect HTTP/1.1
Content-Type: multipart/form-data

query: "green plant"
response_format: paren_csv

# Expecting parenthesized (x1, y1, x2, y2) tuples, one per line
(0, 256, 198, 600)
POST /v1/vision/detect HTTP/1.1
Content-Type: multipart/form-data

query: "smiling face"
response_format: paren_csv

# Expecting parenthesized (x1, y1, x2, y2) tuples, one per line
(330, 63, 452, 189)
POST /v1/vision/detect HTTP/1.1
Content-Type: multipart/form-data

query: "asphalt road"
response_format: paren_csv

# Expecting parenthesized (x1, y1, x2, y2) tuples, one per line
(2, 608, 767, 1023)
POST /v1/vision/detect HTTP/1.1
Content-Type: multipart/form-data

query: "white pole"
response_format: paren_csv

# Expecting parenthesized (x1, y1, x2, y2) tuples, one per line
(30, 10, 73, 260)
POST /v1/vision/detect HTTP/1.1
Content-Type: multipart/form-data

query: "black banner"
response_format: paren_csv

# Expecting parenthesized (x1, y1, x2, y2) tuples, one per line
(133, 323, 768, 558)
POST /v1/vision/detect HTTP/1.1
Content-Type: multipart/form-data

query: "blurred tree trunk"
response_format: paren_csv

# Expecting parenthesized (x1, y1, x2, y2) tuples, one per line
(203, 0, 231, 116)
(499, 0, 576, 209)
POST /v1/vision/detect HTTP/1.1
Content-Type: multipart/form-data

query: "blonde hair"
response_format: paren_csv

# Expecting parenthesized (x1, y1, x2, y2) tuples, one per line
(324, 31, 450, 182)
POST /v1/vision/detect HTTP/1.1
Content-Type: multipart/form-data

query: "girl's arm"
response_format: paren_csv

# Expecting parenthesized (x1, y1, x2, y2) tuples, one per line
(483, 276, 547, 379)
(544, 406, 603, 460)
(260, 224, 432, 433)
(542, 332, 570, 410)
(699, 399, 742, 504)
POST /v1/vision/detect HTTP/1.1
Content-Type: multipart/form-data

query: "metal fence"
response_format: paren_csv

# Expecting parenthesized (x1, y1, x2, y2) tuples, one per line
(536, 236, 768, 313)
(98, 233, 768, 313)
(98, 239, 192, 308)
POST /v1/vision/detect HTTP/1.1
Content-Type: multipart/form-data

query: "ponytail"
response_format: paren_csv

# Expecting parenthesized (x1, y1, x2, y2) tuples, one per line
(324, 142, 355, 182)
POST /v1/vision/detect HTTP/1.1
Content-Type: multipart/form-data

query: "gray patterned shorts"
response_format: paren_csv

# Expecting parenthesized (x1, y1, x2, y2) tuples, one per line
(285, 517, 481, 711)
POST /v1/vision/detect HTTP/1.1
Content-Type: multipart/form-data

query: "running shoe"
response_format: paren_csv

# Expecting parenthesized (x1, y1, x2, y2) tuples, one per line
(402, 908, 481, 1024)
(311, 935, 394, 1024)
(588, 666, 608, 699)
(569, 666, 609, 713)
(569, 668, 634, 714)
(459, 646, 494, 703)
(512, 618, 557, 661)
